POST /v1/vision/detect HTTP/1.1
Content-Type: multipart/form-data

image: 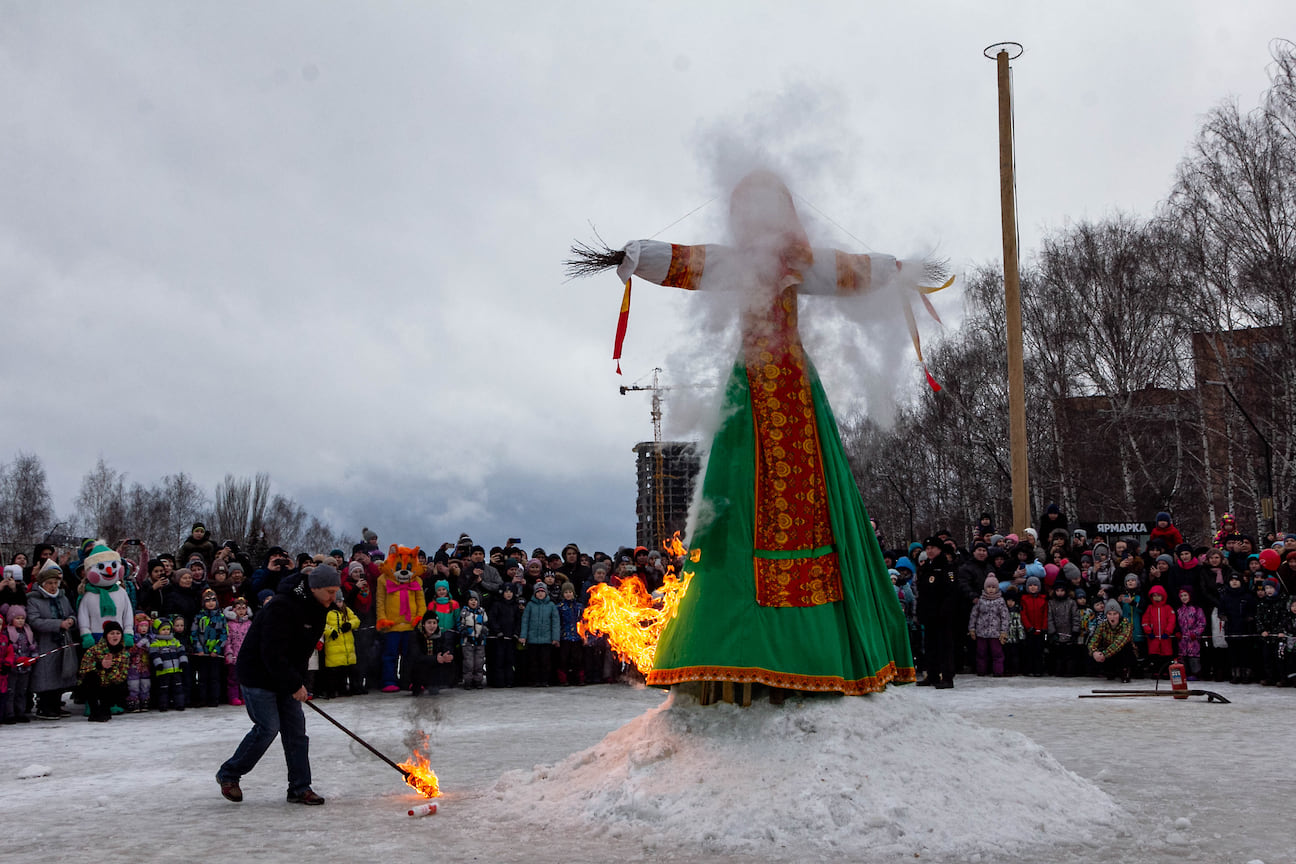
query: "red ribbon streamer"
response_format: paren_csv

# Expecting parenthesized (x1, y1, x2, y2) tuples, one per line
(612, 278, 631, 375)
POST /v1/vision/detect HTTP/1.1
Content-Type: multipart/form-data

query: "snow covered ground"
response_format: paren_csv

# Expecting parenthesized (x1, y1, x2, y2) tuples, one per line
(1, 678, 1289, 863)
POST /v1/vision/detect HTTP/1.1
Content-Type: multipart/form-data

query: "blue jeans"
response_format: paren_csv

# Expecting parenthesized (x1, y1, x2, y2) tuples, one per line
(217, 685, 311, 794)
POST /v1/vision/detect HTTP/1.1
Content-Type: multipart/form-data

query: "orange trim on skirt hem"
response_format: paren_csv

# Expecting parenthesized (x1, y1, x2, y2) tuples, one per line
(645, 661, 916, 695)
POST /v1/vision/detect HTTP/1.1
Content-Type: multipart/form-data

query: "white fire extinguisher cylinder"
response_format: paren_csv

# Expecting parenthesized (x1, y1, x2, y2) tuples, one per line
(407, 802, 439, 817)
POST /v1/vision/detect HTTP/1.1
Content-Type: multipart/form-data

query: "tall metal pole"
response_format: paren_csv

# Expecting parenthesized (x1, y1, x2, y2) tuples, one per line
(987, 42, 1030, 535)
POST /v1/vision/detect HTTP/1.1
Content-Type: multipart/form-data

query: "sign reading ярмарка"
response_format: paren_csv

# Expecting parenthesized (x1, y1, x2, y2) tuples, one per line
(1077, 521, 1150, 544)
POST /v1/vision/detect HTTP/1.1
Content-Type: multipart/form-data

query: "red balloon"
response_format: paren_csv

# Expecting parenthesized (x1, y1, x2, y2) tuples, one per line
(1259, 548, 1281, 572)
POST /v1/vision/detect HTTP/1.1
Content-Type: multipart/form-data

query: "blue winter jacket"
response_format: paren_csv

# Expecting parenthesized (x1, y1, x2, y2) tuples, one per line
(556, 598, 585, 642)
(520, 595, 560, 644)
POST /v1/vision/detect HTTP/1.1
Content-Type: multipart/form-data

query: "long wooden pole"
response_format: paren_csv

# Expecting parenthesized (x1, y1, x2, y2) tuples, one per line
(996, 48, 1030, 535)
(304, 700, 411, 779)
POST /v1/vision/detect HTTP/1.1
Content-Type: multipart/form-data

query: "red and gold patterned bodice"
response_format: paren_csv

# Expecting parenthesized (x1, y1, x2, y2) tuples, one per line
(742, 287, 842, 608)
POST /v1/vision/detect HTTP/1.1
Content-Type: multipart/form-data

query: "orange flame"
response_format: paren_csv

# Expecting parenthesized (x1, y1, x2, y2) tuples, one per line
(397, 748, 441, 798)
(578, 533, 697, 673)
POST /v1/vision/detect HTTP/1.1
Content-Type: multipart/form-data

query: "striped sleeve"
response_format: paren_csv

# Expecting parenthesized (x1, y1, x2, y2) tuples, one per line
(616, 240, 716, 290)
(800, 250, 899, 295)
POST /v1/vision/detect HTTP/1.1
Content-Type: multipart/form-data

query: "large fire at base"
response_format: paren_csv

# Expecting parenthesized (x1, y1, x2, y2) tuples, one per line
(398, 748, 441, 798)
(579, 534, 697, 673)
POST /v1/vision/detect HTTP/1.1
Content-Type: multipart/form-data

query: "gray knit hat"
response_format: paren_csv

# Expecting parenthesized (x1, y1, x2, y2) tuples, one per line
(308, 563, 341, 589)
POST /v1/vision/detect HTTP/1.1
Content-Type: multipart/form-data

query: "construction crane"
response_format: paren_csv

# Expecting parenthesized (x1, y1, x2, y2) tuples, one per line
(620, 368, 669, 549)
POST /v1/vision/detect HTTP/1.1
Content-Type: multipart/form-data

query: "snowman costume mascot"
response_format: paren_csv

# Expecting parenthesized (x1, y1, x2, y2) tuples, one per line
(78, 540, 135, 647)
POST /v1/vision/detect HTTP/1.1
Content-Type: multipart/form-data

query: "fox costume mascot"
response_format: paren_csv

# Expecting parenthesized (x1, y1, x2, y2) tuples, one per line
(375, 544, 425, 692)
(78, 540, 135, 647)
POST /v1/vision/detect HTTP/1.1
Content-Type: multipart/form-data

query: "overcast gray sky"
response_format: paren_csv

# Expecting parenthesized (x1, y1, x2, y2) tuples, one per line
(1, 2, 1291, 554)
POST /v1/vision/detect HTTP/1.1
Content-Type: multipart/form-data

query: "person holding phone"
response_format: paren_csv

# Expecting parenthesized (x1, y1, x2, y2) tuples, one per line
(0, 564, 25, 607)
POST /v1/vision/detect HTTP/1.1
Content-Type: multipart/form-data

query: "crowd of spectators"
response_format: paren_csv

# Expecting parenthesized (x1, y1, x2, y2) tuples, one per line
(886, 507, 1296, 689)
(2, 508, 1294, 724)
(0, 524, 671, 722)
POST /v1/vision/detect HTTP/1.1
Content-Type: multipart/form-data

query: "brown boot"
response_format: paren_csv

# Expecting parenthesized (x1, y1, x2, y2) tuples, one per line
(219, 779, 243, 802)
(286, 788, 325, 805)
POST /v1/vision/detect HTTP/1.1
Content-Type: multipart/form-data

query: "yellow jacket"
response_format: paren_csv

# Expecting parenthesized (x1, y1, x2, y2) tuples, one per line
(322, 606, 361, 667)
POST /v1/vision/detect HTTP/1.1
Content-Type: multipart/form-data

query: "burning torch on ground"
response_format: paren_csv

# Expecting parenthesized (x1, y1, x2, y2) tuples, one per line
(304, 701, 441, 811)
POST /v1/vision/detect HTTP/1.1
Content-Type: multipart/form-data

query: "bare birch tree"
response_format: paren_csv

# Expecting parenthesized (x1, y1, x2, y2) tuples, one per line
(1168, 38, 1296, 533)
(0, 452, 56, 547)
(74, 457, 127, 543)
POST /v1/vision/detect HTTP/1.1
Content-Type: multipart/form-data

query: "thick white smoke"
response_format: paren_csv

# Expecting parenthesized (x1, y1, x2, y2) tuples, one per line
(657, 82, 954, 449)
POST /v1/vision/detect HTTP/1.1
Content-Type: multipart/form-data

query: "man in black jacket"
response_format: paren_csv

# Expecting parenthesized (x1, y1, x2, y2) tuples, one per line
(917, 537, 960, 689)
(955, 542, 991, 673)
(216, 564, 339, 805)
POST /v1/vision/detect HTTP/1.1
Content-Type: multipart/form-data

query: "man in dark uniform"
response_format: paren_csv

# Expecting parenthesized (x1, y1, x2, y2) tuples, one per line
(217, 563, 339, 805)
(917, 536, 959, 689)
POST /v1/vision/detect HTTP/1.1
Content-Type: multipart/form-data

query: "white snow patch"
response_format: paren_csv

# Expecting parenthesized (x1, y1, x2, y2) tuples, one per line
(17, 764, 51, 779)
(484, 689, 1121, 858)
(1174, 816, 1192, 830)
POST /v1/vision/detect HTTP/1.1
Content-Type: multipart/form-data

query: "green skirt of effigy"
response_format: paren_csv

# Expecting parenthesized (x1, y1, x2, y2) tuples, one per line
(645, 358, 915, 694)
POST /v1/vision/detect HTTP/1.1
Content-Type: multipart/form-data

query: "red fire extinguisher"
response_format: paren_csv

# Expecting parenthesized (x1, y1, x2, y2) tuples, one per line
(1169, 658, 1188, 699)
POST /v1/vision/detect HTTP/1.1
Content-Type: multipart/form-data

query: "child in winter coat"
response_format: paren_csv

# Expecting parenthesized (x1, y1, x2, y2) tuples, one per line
(486, 583, 521, 688)
(1046, 583, 1081, 676)
(555, 582, 586, 685)
(0, 610, 12, 718)
(320, 593, 362, 698)
(519, 582, 560, 686)
(1002, 587, 1025, 676)
(1149, 511, 1184, 550)
(967, 575, 1009, 677)
(428, 580, 460, 634)
(169, 613, 195, 704)
(1073, 587, 1092, 654)
(2, 605, 36, 723)
(457, 591, 489, 689)
(894, 557, 922, 664)
(1282, 596, 1296, 686)
(1071, 589, 1098, 672)
(1141, 585, 1178, 675)
(424, 579, 460, 690)
(1019, 575, 1048, 676)
(1118, 574, 1145, 669)
(1077, 590, 1095, 637)
(126, 612, 153, 712)
(190, 589, 228, 707)
(1256, 578, 1288, 685)
(1217, 572, 1256, 683)
(1175, 588, 1206, 680)
(77, 621, 130, 721)
(224, 597, 252, 705)
(410, 611, 454, 696)
(149, 617, 188, 711)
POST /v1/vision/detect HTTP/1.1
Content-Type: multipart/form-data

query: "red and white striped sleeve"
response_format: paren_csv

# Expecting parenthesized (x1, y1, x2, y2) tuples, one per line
(799, 249, 900, 296)
(616, 240, 724, 291)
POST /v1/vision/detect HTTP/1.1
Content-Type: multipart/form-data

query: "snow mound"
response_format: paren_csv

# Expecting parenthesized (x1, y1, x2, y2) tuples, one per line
(486, 689, 1121, 858)
(18, 763, 51, 779)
